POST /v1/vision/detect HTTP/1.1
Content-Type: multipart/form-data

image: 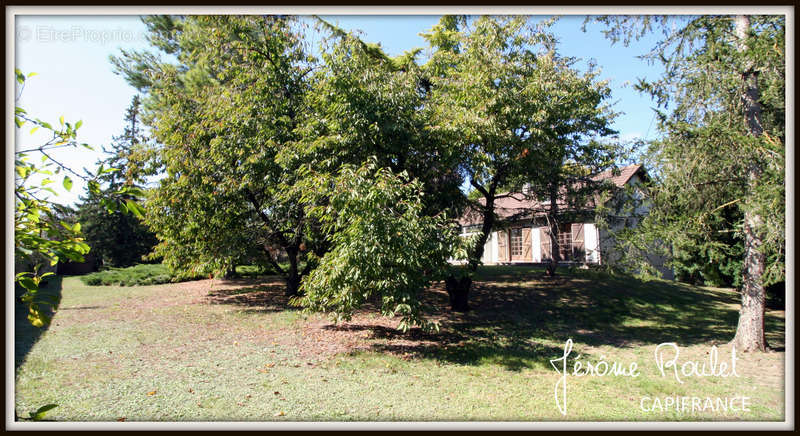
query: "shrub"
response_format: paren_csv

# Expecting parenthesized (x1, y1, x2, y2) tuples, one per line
(80, 263, 272, 286)
(80, 264, 190, 287)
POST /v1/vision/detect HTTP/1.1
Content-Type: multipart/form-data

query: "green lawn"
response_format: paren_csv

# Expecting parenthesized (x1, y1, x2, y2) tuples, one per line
(14, 266, 785, 421)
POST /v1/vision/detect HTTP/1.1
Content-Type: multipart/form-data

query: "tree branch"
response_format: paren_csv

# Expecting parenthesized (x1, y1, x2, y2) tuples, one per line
(261, 244, 285, 275)
(470, 179, 490, 199)
(245, 188, 290, 247)
(38, 148, 92, 182)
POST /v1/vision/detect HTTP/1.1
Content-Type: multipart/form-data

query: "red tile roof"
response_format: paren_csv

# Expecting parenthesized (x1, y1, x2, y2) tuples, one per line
(460, 164, 644, 226)
(591, 163, 642, 188)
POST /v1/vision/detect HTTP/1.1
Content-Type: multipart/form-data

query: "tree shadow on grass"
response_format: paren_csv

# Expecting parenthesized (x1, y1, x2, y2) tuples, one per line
(317, 279, 571, 371)
(322, 267, 784, 369)
(200, 266, 785, 370)
(449, 267, 781, 348)
(15, 276, 63, 370)
(329, 322, 566, 371)
(205, 278, 301, 314)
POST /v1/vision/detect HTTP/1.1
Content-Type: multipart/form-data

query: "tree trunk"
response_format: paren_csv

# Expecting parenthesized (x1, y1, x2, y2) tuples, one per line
(468, 196, 495, 272)
(285, 246, 301, 297)
(733, 209, 768, 351)
(445, 275, 472, 312)
(446, 200, 492, 311)
(546, 191, 560, 277)
(731, 15, 769, 352)
(449, 182, 497, 312)
(219, 266, 237, 279)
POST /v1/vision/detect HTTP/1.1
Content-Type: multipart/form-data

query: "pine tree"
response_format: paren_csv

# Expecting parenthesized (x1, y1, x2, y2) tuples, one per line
(76, 95, 157, 268)
(592, 15, 785, 352)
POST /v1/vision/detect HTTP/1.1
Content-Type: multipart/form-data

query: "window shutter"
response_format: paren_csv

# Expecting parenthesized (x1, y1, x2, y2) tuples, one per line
(571, 223, 585, 261)
(522, 228, 532, 261)
(540, 227, 552, 261)
(497, 231, 509, 261)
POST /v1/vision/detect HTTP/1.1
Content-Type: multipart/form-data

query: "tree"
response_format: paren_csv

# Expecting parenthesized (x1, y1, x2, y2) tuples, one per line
(277, 20, 469, 325)
(113, 15, 320, 293)
(76, 95, 157, 268)
(591, 15, 785, 352)
(518, 129, 618, 278)
(298, 18, 466, 218)
(297, 158, 463, 332)
(423, 16, 617, 303)
(114, 16, 467, 301)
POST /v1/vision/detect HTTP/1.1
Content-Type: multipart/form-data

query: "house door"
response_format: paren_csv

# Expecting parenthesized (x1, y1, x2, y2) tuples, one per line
(510, 227, 532, 262)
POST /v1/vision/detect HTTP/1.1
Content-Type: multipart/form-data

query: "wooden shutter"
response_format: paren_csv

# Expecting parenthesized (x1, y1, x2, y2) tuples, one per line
(522, 228, 532, 261)
(540, 227, 552, 261)
(571, 223, 585, 261)
(497, 231, 509, 262)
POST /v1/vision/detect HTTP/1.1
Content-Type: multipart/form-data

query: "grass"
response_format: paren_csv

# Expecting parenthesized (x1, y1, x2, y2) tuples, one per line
(15, 266, 785, 422)
(79, 264, 276, 287)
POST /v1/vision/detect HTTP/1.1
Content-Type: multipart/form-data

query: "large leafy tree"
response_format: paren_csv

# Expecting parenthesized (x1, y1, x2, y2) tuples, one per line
(517, 94, 618, 277)
(76, 95, 157, 268)
(279, 21, 467, 329)
(423, 16, 617, 303)
(592, 15, 785, 352)
(113, 15, 320, 293)
(297, 158, 463, 332)
(115, 15, 467, 303)
(296, 19, 465, 217)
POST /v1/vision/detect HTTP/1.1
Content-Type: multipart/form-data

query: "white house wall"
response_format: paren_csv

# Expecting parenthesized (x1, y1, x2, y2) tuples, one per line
(464, 224, 603, 265)
(491, 232, 499, 263)
(533, 223, 601, 265)
(532, 226, 541, 262)
(473, 231, 500, 264)
(481, 233, 492, 263)
(584, 223, 599, 263)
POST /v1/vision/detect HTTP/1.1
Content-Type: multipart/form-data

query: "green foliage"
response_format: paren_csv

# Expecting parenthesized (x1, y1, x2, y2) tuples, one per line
(15, 71, 91, 327)
(299, 17, 465, 216)
(594, 16, 785, 288)
(113, 16, 318, 286)
(80, 263, 276, 287)
(80, 263, 188, 286)
(77, 201, 157, 267)
(669, 206, 745, 288)
(297, 160, 464, 332)
(76, 96, 157, 268)
(15, 71, 149, 327)
(422, 16, 617, 269)
(28, 404, 58, 421)
(234, 264, 273, 277)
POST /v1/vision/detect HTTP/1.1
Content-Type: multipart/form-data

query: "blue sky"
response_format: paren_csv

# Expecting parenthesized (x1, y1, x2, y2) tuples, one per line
(14, 14, 664, 206)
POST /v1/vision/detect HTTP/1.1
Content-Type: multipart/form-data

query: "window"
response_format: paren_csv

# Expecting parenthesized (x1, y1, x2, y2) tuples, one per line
(558, 229, 573, 261)
(541, 224, 585, 262)
(511, 228, 523, 257)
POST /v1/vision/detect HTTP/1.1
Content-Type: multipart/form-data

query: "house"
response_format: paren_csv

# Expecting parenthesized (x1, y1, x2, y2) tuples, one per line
(458, 164, 670, 277)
